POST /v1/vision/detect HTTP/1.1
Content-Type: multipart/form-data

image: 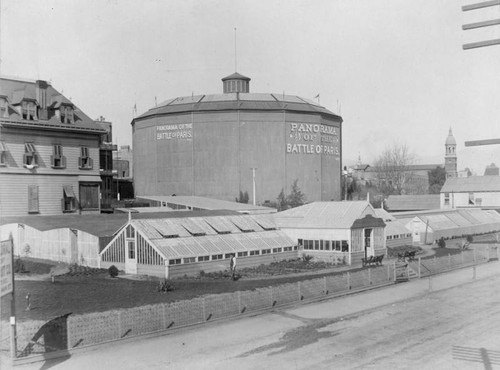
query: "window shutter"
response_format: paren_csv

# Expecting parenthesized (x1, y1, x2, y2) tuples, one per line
(23, 153, 27, 165)
(33, 154, 38, 165)
(89, 158, 93, 169)
(62, 156, 66, 168)
(50, 155, 54, 166)
(78, 156, 83, 168)
(28, 185, 39, 213)
(61, 198, 65, 211)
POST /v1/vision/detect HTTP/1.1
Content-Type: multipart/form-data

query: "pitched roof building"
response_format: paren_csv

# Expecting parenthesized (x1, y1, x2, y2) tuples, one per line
(0, 76, 106, 217)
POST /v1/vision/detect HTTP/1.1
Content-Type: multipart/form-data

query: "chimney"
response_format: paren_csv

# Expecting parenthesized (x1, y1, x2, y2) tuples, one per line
(36, 80, 48, 120)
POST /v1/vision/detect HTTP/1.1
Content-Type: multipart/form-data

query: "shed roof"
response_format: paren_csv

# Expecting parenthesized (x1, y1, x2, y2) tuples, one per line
(274, 201, 375, 229)
(386, 195, 441, 212)
(137, 195, 276, 214)
(441, 176, 500, 193)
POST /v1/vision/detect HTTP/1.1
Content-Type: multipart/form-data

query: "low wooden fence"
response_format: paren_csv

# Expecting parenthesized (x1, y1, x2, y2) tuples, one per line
(4, 244, 498, 360)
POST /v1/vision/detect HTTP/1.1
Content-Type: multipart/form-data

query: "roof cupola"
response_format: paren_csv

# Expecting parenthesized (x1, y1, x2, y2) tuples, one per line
(221, 72, 251, 93)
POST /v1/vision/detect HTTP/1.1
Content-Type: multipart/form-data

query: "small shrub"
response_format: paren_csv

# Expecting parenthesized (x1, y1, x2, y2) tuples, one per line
(302, 254, 313, 263)
(14, 259, 26, 273)
(466, 235, 473, 243)
(158, 279, 175, 292)
(108, 265, 119, 278)
(437, 237, 446, 248)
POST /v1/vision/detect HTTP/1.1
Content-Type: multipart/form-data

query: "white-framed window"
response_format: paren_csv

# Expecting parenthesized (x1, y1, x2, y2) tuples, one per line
(211, 254, 223, 260)
(261, 249, 271, 255)
(21, 101, 37, 120)
(183, 257, 196, 264)
(60, 105, 74, 124)
(272, 248, 282, 253)
(0, 141, 7, 166)
(51, 145, 66, 168)
(61, 185, 77, 212)
(23, 143, 38, 168)
(237, 251, 248, 257)
(79, 146, 93, 169)
(284, 247, 293, 252)
(249, 250, 260, 256)
(444, 192, 450, 206)
(169, 258, 181, 265)
(198, 256, 210, 262)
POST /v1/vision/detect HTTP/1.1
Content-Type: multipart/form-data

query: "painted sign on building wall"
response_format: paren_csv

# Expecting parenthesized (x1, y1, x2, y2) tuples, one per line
(286, 122, 340, 156)
(156, 123, 193, 140)
(0, 239, 13, 298)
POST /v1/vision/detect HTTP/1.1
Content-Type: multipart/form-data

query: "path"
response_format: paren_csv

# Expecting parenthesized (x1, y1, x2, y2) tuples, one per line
(8, 259, 499, 370)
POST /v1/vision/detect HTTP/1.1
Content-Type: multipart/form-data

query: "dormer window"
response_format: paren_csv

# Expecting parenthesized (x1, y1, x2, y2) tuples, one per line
(79, 146, 93, 169)
(60, 105, 74, 124)
(0, 98, 7, 118)
(23, 143, 38, 168)
(21, 101, 37, 120)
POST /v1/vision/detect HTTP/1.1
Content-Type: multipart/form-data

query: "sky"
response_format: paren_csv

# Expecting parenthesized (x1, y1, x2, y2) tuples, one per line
(1, 0, 500, 174)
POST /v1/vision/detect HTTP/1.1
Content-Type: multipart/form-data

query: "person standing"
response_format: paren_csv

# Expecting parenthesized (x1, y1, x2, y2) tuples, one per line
(230, 254, 237, 280)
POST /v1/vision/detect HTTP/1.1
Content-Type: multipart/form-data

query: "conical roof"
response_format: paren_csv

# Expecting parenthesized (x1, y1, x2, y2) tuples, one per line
(446, 128, 456, 145)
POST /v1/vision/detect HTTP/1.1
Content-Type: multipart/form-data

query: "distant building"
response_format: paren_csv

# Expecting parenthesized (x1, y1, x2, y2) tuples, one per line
(95, 117, 117, 212)
(0, 77, 105, 217)
(457, 168, 472, 178)
(445, 128, 458, 178)
(113, 145, 133, 179)
(484, 163, 499, 176)
(132, 72, 343, 204)
(440, 176, 500, 208)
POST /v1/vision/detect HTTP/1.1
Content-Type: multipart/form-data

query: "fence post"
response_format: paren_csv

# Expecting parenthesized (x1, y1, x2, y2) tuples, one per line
(448, 253, 451, 269)
(323, 276, 328, 295)
(387, 263, 391, 281)
(117, 311, 122, 340)
(162, 303, 167, 330)
(347, 272, 351, 290)
(202, 297, 206, 320)
(368, 268, 372, 285)
(393, 261, 397, 282)
(461, 250, 464, 265)
(297, 281, 301, 301)
(418, 257, 421, 278)
(66, 316, 72, 350)
(237, 291, 242, 314)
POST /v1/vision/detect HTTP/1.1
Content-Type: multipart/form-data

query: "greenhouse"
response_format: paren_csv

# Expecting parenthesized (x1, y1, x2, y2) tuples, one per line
(99, 213, 297, 278)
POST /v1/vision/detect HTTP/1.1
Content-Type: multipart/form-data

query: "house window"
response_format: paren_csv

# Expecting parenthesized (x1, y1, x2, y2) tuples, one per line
(261, 249, 271, 255)
(183, 257, 196, 264)
(237, 251, 248, 257)
(476, 198, 482, 206)
(62, 185, 77, 212)
(468, 192, 475, 205)
(0, 141, 7, 166)
(79, 183, 99, 210)
(444, 193, 450, 206)
(198, 256, 210, 262)
(249, 250, 260, 256)
(79, 147, 93, 169)
(0, 97, 7, 118)
(169, 259, 181, 265)
(23, 143, 38, 168)
(21, 101, 36, 120)
(28, 185, 39, 213)
(60, 106, 74, 124)
(211, 254, 223, 260)
(341, 240, 349, 252)
(272, 248, 282, 253)
(284, 246, 292, 252)
(126, 225, 135, 238)
(51, 145, 66, 168)
(224, 253, 233, 259)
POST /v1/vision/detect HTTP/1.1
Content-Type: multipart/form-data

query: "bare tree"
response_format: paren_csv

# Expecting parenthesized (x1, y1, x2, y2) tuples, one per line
(373, 143, 417, 196)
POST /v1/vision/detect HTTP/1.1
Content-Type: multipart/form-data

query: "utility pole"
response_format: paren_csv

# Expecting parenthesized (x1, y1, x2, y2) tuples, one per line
(462, 1, 500, 49)
(251, 167, 257, 206)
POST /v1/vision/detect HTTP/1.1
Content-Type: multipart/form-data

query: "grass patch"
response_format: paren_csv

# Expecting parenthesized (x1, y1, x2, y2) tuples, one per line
(14, 258, 56, 275)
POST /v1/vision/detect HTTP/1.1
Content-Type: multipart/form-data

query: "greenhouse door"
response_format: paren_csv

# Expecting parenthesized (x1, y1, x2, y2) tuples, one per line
(125, 239, 137, 274)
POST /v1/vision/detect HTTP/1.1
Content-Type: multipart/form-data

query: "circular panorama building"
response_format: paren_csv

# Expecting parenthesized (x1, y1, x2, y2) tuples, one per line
(132, 73, 343, 204)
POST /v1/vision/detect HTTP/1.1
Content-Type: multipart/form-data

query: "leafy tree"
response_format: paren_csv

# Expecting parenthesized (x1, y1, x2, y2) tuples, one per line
(235, 190, 249, 204)
(428, 166, 446, 194)
(287, 179, 306, 208)
(277, 188, 288, 211)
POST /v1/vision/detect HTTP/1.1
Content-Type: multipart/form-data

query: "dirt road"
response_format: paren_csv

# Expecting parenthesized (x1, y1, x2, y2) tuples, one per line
(10, 262, 500, 370)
